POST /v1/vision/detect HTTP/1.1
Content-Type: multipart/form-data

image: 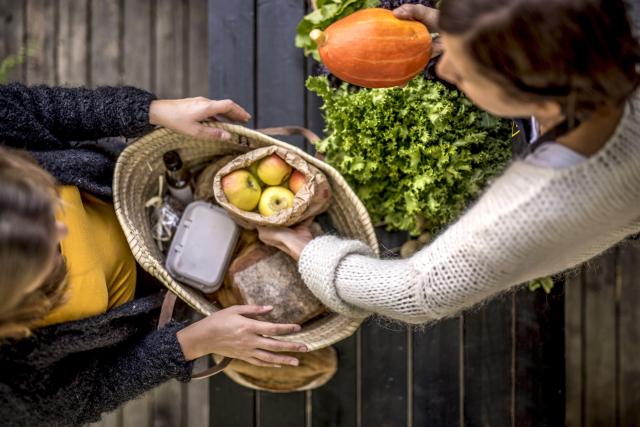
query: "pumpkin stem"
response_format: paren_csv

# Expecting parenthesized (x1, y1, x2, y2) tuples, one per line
(310, 29, 328, 46)
(430, 32, 440, 40)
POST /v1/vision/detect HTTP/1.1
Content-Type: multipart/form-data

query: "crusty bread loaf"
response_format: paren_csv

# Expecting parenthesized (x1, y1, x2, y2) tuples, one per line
(228, 244, 324, 325)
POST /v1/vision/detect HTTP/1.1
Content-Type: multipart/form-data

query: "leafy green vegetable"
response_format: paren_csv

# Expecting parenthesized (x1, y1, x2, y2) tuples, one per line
(307, 74, 512, 234)
(296, 0, 380, 62)
(529, 277, 555, 293)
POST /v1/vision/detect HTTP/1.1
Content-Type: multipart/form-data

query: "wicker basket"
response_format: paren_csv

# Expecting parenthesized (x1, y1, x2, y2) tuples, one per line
(113, 122, 379, 351)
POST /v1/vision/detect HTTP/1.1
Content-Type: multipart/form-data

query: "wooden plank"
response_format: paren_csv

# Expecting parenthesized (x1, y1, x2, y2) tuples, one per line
(464, 295, 512, 427)
(361, 322, 408, 427)
(208, 0, 255, 126)
(123, 0, 152, 91)
(26, 0, 56, 85)
(260, 391, 306, 427)
(238, 5, 305, 425)
(564, 269, 584, 427)
(619, 241, 640, 426)
(312, 334, 358, 427)
(154, 380, 183, 427)
(209, 372, 255, 427)
(207, 3, 258, 425)
(157, 0, 186, 97)
(0, 0, 26, 83)
(91, 0, 120, 86)
(207, 2, 257, 425)
(188, 0, 209, 97)
(584, 252, 617, 427)
(256, 0, 306, 149)
(156, 0, 185, 99)
(514, 285, 565, 427)
(121, 393, 152, 427)
(58, 0, 89, 86)
(186, 313, 209, 427)
(413, 317, 460, 426)
(357, 229, 407, 427)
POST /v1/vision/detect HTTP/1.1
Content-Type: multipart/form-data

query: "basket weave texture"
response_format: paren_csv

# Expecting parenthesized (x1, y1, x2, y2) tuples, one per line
(113, 122, 379, 351)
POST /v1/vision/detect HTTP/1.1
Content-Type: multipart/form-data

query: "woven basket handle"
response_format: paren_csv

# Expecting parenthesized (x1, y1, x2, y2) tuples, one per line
(158, 291, 233, 380)
(256, 126, 326, 161)
(257, 126, 321, 146)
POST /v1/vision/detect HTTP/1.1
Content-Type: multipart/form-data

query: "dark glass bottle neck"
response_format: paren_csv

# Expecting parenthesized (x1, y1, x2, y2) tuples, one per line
(165, 167, 192, 189)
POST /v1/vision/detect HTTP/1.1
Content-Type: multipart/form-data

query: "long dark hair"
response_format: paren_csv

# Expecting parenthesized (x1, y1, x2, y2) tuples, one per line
(0, 148, 68, 339)
(439, 0, 640, 123)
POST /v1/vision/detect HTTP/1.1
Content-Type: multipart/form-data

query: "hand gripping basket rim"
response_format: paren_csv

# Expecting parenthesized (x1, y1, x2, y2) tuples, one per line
(112, 122, 379, 351)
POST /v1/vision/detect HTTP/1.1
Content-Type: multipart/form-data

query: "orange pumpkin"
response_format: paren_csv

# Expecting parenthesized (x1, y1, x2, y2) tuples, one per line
(310, 9, 433, 88)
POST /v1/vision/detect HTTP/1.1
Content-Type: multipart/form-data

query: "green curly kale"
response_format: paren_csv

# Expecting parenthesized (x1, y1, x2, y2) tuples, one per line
(296, 0, 380, 62)
(307, 74, 512, 234)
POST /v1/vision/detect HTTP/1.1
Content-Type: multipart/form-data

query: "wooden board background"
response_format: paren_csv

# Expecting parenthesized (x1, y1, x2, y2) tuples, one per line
(4, 0, 638, 426)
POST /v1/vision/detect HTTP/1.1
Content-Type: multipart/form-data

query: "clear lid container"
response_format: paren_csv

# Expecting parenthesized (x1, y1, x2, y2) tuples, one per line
(165, 201, 240, 293)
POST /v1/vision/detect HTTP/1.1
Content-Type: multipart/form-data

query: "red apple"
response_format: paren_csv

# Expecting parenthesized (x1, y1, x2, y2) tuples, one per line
(221, 170, 262, 211)
(288, 170, 308, 194)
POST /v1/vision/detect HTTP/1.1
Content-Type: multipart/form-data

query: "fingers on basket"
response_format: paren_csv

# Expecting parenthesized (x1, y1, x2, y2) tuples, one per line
(193, 122, 232, 140)
(298, 216, 316, 228)
(206, 99, 251, 123)
(252, 320, 302, 336)
(233, 304, 274, 317)
(256, 336, 308, 353)
(252, 349, 300, 366)
(243, 356, 282, 368)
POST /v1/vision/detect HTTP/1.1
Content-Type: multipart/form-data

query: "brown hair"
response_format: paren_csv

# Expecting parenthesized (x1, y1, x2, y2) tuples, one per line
(439, 0, 640, 123)
(0, 147, 68, 339)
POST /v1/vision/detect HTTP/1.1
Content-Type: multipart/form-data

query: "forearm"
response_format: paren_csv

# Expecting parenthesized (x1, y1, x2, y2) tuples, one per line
(0, 83, 156, 150)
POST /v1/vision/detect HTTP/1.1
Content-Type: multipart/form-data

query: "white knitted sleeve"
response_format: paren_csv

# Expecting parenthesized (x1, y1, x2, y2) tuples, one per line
(298, 236, 375, 319)
(298, 147, 640, 323)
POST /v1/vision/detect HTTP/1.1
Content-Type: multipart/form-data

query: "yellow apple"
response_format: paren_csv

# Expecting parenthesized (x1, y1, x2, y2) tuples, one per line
(288, 170, 308, 194)
(247, 161, 264, 187)
(256, 154, 292, 186)
(258, 186, 295, 216)
(221, 169, 262, 211)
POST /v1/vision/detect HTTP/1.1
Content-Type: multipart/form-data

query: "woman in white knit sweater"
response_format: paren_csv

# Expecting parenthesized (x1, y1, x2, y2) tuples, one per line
(258, 0, 640, 324)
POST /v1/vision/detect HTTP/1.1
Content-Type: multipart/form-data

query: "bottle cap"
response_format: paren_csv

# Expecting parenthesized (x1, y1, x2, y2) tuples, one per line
(163, 151, 183, 171)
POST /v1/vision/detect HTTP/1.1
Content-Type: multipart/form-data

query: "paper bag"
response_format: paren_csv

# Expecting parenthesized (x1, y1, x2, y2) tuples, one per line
(213, 146, 332, 229)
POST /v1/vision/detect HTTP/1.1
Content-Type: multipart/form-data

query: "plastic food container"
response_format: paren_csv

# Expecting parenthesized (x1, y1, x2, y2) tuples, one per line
(166, 201, 240, 293)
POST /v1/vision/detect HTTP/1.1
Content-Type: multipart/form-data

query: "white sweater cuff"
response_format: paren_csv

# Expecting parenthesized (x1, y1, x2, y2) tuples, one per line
(298, 235, 375, 319)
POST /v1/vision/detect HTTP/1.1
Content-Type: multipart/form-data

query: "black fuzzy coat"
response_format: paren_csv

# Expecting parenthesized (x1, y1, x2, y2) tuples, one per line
(0, 83, 194, 427)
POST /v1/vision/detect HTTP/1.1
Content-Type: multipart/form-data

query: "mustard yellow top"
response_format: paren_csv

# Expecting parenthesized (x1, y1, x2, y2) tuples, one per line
(39, 186, 137, 327)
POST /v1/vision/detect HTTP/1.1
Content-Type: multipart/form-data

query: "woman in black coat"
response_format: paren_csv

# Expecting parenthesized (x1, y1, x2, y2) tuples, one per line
(0, 83, 307, 427)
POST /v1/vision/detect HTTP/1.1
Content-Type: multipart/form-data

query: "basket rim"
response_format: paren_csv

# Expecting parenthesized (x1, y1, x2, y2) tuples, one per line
(113, 122, 378, 350)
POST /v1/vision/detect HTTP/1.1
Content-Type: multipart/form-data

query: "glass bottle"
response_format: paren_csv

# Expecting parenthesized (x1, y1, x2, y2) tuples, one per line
(163, 151, 194, 206)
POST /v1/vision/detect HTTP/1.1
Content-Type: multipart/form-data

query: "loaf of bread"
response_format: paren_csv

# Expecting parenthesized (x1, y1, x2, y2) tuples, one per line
(228, 244, 325, 325)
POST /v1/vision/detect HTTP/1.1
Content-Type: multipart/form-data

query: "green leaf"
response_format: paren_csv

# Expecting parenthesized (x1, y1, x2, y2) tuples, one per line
(306, 74, 512, 234)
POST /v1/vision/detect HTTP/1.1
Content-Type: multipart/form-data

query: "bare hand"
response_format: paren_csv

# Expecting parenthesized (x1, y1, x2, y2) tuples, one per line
(176, 305, 307, 368)
(393, 5, 444, 58)
(149, 97, 251, 141)
(257, 218, 315, 261)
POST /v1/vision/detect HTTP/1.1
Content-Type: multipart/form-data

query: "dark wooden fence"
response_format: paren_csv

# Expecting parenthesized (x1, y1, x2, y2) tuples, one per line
(2, 0, 640, 426)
